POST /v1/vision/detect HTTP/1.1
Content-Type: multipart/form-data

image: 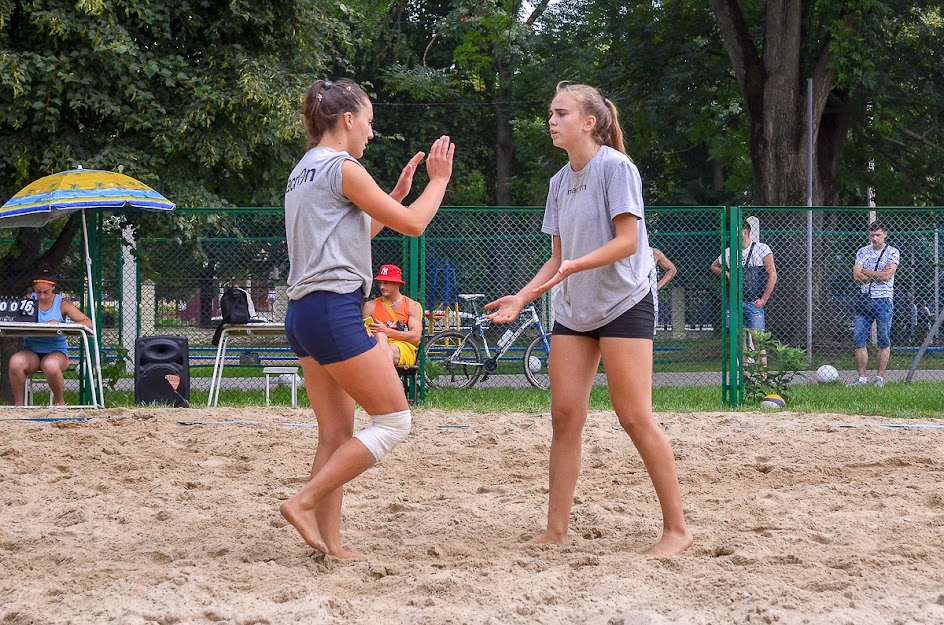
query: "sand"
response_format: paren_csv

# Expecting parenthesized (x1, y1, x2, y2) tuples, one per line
(1, 405, 943, 625)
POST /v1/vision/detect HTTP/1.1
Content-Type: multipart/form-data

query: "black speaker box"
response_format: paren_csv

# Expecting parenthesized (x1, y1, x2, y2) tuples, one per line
(135, 336, 190, 407)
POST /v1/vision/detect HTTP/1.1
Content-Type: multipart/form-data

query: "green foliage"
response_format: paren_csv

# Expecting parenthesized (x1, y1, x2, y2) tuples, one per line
(101, 344, 129, 391)
(744, 329, 809, 402)
(0, 0, 361, 297)
(1, 0, 327, 203)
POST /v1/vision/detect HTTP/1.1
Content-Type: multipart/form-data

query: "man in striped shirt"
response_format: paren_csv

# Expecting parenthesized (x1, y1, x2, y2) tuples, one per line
(849, 221, 900, 388)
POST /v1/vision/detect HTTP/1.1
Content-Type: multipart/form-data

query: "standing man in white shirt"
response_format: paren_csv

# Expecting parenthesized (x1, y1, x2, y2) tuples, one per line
(849, 221, 900, 388)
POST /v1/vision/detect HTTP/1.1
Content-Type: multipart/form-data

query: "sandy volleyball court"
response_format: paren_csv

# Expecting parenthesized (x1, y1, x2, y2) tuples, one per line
(1, 406, 942, 624)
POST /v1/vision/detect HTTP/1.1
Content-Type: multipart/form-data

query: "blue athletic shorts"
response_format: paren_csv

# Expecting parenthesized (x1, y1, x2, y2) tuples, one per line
(285, 290, 376, 365)
(553, 291, 655, 340)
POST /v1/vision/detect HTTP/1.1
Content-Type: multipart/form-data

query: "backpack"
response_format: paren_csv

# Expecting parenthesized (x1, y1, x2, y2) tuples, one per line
(212, 287, 258, 345)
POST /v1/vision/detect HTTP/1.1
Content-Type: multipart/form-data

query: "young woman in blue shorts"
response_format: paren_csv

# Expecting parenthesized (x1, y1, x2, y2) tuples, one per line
(279, 78, 454, 558)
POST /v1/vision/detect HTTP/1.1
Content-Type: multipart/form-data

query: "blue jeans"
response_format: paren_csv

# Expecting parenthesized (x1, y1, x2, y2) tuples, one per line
(853, 297, 894, 348)
(744, 302, 765, 330)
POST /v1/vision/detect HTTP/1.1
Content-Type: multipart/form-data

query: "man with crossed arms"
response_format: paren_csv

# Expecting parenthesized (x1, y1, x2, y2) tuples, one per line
(850, 221, 899, 388)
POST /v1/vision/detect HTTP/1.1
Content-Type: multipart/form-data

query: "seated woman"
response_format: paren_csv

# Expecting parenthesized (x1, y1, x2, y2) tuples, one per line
(9, 267, 92, 406)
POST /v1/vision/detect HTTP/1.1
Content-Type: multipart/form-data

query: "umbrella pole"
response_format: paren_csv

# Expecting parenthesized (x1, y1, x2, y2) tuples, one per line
(81, 210, 105, 407)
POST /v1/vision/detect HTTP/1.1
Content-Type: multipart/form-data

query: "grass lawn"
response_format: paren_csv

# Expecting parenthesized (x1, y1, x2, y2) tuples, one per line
(35, 378, 944, 420)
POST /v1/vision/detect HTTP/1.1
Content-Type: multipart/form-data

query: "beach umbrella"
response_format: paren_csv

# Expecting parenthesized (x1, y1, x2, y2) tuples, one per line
(0, 168, 176, 405)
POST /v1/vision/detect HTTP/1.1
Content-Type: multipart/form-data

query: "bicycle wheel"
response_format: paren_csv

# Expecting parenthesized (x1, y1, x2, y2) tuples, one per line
(523, 332, 551, 389)
(424, 330, 482, 389)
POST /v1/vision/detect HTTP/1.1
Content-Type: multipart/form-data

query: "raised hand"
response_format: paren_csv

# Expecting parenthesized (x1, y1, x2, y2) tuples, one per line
(390, 151, 425, 202)
(425, 135, 455, 184)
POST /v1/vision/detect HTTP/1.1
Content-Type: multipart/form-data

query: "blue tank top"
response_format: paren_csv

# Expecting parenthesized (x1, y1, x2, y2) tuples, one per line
(24, 294, 70, 356)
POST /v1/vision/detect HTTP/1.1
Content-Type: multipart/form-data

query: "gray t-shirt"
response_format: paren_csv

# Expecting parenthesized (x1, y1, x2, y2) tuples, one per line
(542, 145, 652, 332)
(284, 147, 372, 300)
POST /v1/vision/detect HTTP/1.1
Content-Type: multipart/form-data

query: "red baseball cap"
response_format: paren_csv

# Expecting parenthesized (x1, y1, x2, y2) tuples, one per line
(374, 264, 405, 285)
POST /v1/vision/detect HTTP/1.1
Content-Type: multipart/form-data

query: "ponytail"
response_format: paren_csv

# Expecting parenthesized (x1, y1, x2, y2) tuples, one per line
(602, 99, 626, 156)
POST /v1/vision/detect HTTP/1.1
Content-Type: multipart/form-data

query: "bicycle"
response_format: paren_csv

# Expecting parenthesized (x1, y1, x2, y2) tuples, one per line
(424, 293, 552, 389)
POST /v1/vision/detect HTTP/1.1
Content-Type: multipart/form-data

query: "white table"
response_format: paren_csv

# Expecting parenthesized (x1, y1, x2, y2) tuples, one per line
(0, 321, 102, 408)
(207, 323, 290, 407)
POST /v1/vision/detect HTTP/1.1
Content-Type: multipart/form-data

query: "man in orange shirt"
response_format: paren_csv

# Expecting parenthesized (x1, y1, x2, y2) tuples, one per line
(363, 264, 423, 366)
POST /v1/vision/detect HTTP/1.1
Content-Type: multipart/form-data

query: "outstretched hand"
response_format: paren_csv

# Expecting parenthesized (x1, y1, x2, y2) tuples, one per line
(390, 151, 425, 202)
(426, 135, 455, 183)
(485, 295, 523, 324)
(530, 259, 578, 296)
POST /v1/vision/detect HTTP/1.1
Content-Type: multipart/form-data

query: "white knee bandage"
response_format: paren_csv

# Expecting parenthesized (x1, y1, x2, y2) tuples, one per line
(354, 409, 412, 462)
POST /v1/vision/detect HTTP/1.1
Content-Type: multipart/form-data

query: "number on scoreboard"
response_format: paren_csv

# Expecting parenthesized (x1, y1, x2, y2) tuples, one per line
(0, 296, 38, 323)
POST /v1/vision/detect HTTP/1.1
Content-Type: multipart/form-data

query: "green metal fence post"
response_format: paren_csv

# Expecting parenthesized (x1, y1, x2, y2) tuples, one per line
(722, 206, 744, 408)
(731, 206, 744, 407)
(403, 234, 425, 404)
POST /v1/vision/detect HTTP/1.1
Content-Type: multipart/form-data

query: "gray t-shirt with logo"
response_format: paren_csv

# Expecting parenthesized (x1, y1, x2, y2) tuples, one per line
(284, 147, 372, 300)
(542, 145, 653, 332)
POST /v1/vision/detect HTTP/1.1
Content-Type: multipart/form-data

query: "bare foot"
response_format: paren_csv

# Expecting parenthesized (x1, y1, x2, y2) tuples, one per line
(326, 546, 367, 560)
(529, 529, 567, 545)
(279, 499, 327, 554)
(646, 528, 694, 556)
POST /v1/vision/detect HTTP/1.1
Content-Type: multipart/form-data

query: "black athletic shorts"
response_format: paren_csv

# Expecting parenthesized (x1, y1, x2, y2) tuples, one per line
(553, 291, 654, 340)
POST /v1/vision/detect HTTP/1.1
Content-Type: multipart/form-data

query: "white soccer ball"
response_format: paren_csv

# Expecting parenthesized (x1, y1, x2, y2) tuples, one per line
(528, 356, 542, 372)
(816, 364, 840, 384)
(278, 373, 303, 387)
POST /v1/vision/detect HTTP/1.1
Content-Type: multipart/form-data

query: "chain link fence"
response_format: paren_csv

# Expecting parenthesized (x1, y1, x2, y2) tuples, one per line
(109, 208, 405, 406)
(421, 207, 728, 391)
(4, 206, 942, 406)
(743, 208, 944, 386)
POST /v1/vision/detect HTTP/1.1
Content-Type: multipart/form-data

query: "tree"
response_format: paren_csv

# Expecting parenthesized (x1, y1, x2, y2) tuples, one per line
(708, 0, 944, 206)
(367, 0, 551, 206)
(0, 0, 357, 401)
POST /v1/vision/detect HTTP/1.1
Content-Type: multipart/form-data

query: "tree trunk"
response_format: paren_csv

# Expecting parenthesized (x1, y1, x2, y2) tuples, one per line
(709, 0, 843, 207)
(199, 272, 215, 327)
(710, 0, 859, 347)
(493, 60, 514, 207)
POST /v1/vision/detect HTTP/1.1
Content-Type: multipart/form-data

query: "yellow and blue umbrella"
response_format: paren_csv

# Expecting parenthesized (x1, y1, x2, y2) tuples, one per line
(0, 169, 175, 227)
(0, 169, 176, 407)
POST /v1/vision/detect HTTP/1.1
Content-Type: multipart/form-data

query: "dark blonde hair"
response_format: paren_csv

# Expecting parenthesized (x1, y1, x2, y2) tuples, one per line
(555, 81, 627, 157)
(302, 78, 369, 147)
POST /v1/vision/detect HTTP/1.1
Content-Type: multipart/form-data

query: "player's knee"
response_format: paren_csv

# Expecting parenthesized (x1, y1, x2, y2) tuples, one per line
(354, 409, 412, 462)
